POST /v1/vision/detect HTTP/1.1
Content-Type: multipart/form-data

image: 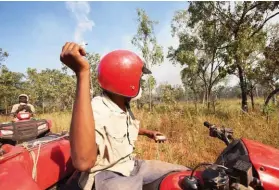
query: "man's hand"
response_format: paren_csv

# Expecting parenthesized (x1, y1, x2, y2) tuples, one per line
(139, 128, 167, 143)
(149, 131, 167, 143)
(60, 42, 89, 74)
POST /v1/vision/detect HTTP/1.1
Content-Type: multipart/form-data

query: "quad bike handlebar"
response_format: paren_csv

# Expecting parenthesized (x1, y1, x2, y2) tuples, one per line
(179, 121, 262, 190)
(203, 121, 234, 146)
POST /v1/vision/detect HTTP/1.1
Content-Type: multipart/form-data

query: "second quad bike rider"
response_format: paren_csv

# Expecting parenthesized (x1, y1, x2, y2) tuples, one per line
(10, 94, 35, 120)
(60, 42, 189, 190)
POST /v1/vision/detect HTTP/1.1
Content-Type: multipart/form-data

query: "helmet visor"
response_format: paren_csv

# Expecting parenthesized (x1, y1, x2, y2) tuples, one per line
(142, 64, 152, 74)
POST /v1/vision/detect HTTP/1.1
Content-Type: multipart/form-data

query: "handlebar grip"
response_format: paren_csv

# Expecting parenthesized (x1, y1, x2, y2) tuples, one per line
(204, 121, 212, 128)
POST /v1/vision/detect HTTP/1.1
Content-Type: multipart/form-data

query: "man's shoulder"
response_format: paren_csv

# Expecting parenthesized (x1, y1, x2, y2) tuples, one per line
(92, 95, 103, 104)
(91, 95, 113, 131)
(91, 95, 105, 109)
(91, 95, 111, 117)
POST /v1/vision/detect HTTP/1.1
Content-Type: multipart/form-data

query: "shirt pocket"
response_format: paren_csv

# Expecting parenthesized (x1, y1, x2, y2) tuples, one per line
(104, 113, 134, 159)
(104, 114, 127, 143)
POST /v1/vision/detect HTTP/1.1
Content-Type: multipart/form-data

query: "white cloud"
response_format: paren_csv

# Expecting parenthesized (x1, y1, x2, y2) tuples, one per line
(65, 1, 94, 43)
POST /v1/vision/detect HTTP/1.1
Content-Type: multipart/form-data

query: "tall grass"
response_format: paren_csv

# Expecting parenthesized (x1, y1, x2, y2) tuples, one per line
(134, 99, 279, 167)
(1, 99, 278, 168)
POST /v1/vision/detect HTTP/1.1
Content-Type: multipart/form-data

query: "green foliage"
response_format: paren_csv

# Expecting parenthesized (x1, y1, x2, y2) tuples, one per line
(260, 24, 279, 87)
(143, 75, 156, 91)
(156, 83, 185, 104)
(132, 8, 164, 111)
(0, 48, 101, 113)
(132, 8, 164, 68)
(0, 66, 25, 112)
(0, 67, 77, 113)
(176, 1, 279, 111)
(0, 48, 9, 66)
(25, 68, 76, 112)
(168, 8, 228, 106)
(86, 52, 102, 97)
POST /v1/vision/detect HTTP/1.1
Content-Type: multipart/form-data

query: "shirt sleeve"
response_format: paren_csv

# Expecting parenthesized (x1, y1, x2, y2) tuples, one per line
(29, 104, 35, 113)
(11, 104, 18, 114)
(95, 126, 104, 146)
(94, 120, 108, 161)
(91, 98, 106, 156)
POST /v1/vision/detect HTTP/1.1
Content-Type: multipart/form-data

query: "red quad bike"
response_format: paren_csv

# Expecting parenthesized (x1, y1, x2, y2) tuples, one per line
(0, 112, 52, 146)
(0, 121, 279, 190)
(155, 121, 279, 190)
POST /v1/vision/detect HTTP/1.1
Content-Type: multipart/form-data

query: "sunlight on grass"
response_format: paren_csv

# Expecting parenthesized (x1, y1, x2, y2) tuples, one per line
(0, 99, 278, 168)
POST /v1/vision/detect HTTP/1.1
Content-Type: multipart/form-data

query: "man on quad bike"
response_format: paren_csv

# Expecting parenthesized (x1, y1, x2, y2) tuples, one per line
(60, 42, 188, 190)
(11, 94, 35, 120)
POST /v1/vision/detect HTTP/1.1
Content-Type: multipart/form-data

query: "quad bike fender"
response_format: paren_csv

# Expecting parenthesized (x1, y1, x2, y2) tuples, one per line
(242, 138, 279, 189)
(36, 139, 74, 189)
(0, 137, 74, 190)
(0, 161, 41, 190)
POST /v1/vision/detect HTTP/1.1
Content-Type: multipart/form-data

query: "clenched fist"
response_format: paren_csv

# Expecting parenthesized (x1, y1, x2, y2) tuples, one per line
(60, 42, 90, 74)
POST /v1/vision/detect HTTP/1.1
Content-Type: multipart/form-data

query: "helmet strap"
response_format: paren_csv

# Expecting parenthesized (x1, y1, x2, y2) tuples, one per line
(125, 101, 136, 120)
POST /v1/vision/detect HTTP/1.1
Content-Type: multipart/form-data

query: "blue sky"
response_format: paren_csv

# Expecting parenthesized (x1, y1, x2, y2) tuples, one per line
(0, 1, 188, 85)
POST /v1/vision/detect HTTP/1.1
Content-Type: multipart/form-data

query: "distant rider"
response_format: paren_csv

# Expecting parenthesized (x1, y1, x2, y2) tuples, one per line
(11, 94, 35, 119)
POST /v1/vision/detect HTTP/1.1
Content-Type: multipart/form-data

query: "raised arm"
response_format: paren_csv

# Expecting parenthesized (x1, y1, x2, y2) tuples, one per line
(60, 42, 97, 171)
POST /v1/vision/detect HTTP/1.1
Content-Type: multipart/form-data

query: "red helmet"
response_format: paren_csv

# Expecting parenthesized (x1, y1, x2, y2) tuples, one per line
(98, 50, 151, 98)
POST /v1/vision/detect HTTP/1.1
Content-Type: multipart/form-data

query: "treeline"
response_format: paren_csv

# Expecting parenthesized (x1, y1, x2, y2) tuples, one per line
(0, 65, 76, 113)
(1, 2, 279, 114)
(0, 60, 272, 114)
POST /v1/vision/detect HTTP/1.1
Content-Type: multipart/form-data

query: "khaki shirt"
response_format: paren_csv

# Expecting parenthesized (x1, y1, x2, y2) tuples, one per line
(79, 94, 140, 190)
(10, 103, 35, 114)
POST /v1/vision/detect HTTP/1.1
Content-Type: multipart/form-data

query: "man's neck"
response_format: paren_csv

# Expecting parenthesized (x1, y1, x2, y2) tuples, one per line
(105, 92, 127, 112)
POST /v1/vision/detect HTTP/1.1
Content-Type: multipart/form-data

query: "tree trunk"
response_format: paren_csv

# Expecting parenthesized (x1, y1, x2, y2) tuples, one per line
(136, 99, 140, 109)
(264, 87, 279, 107)
(250, 90, 255, 111)
(207, 87, 212, 110)
(4, 96, 7, 115)
(255, 86, 259, 98)
(212, 95, 217, 114)
(272, 95, 277, 105)
(185, 89, 188, 103)
(272, 85, 277, 105)
(238, 65, 248, 112)
(148, 79, 152, 112)
(42, 95, 45, 114)
(202, 90, 206, 105)
(194, 95, 198, 113)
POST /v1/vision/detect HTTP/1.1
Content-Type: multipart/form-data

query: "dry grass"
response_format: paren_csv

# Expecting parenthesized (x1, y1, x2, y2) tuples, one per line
(1, 99, 278, 168)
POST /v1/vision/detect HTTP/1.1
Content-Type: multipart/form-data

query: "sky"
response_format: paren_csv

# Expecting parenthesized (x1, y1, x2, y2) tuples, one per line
(0, 1, 189, 86)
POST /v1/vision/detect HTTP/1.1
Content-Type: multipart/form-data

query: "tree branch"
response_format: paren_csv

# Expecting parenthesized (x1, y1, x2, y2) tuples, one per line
(251, 12, 279, 38)
(245, 2, 262, 15)
(214, 2, 237, 24)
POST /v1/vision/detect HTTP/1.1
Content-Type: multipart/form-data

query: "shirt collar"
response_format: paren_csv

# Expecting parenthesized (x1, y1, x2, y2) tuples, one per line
(101, 93, 127, 114)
